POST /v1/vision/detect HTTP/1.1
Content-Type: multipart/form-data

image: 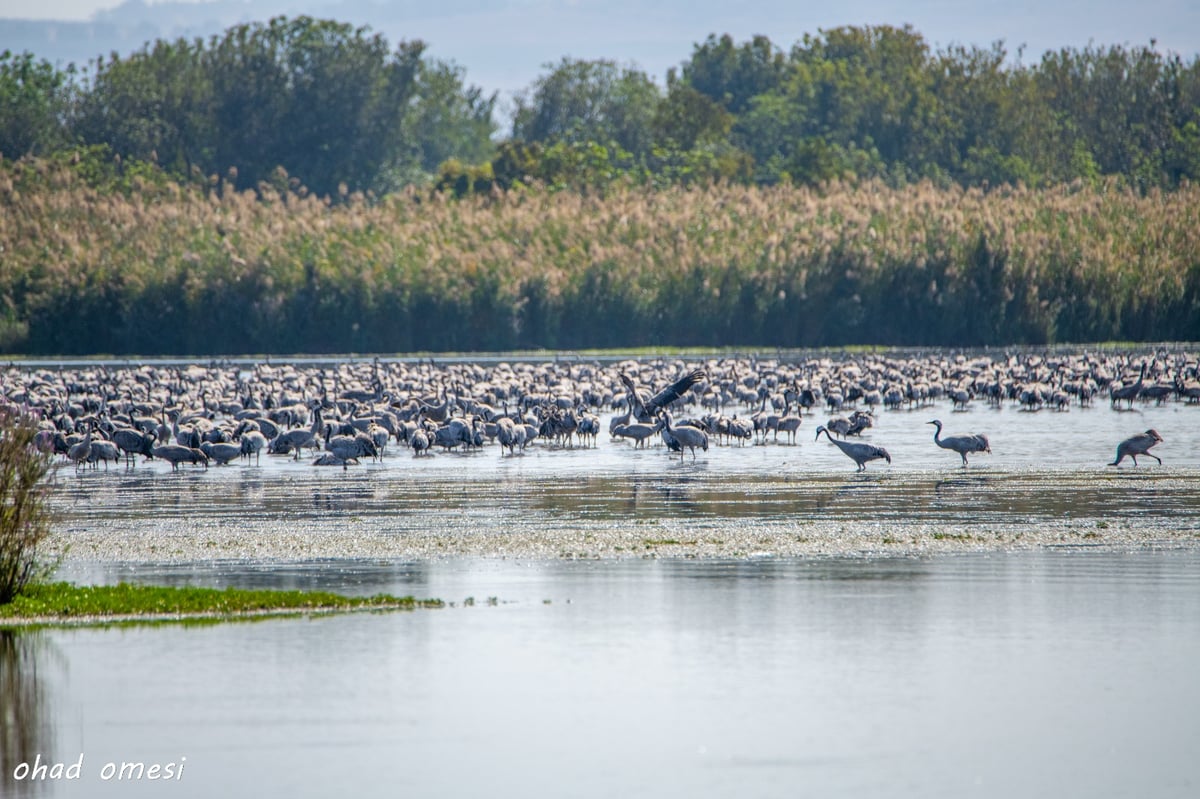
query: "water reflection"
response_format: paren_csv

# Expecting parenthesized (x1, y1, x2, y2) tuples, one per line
(0, 630, 58, 798)
(43, 465, 1200, 565)
(67, 558, 432, 596)
(310, 481, 376, 513)
(28, 552, 1200, 798)
(41, 408, 1200, 524)
(933, 475, 993, 491)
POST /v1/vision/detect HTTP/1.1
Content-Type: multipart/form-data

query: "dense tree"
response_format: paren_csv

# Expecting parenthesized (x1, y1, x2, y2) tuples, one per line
(652, 79, 733, 150)
(0, 50, 76, 158)
(787, 26, 940, 172)
(511, 58, 661, 158)
(73, 38, 213, 176)
(59, 17, 496, 197)
(5, 21, 1200, 193)
(929, 43, 1049, 186)
(202, 17, 426, 197)
(405, 60, 498, 184)
(681, 34, 787, 114)
(1035, 43, 1200, 188)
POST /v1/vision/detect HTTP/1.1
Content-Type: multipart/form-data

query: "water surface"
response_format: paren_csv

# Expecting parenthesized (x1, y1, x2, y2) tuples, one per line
(5, 552, 1200, 798)
(43, 396, 1200, 560)
(5, 379, 1200, 797)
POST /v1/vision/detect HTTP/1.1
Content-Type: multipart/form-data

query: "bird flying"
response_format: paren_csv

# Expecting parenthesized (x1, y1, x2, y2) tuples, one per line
(620, 368, 705, 422)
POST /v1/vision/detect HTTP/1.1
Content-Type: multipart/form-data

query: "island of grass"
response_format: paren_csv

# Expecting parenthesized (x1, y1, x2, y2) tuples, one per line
(0, 582, 444, 626)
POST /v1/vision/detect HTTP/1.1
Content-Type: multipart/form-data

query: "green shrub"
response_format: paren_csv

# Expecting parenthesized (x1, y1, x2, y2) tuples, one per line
(0, 409, 55, 604)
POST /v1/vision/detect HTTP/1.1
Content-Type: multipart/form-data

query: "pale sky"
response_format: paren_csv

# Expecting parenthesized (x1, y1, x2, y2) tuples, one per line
(0, 0, 121, 19)
(4, 0, 1197, 54)
(2, 0, 1198, 104)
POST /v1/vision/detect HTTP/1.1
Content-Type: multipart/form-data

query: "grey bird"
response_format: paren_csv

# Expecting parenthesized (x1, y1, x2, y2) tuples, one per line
(152, 444, 210, 470)
(1109, 363, 1147, 409)
(111, 426, 156, 465)
(200, 441, 242, 465)
(1109, 429, 1163, 466)
(611, 420, 664, 448)
(272, 405, 324, 460)
(86, 439, 121, 470)
(815, 425, 891, 472)
(323, 431, 377, 465)
(927, 419, 991, 467)
(660, 411, 708, 460)
(238, 430, 268, 464)
(66, 423, 95, 471)
(410, 425, 431, 457)
(620, 369, 706, 422)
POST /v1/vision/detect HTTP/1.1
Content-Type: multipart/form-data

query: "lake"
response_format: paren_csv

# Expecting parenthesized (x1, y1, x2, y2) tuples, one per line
(5, 552, 1200, 798)
(3, 359, 1200, 797)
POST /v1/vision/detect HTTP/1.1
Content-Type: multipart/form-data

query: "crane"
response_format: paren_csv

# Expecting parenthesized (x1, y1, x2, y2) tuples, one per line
(1109, 363, 1147, 408)
(620, 368, 706, 422)
(151, 444, 209, 470)
(1109, 429, 1163, 466)
(660, 411, 708, 460)
(927, 419, 991, 467)
(814, 425, 891, 471)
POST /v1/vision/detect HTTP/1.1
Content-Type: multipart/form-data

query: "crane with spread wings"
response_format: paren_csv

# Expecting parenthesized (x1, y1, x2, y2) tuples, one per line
(619, 368, 706, 422)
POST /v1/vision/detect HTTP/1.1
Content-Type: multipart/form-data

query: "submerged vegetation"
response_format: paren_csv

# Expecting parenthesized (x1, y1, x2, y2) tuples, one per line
(0, 582, 444, 624)
(1, 156, 1198, 354)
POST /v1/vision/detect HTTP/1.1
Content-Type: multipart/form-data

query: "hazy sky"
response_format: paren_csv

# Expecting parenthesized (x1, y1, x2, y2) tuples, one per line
(0, 0, 114, 18)
(2, 0, 1198, 104)
(0, 0, 119, 18)
(5, 0, 1198, 48)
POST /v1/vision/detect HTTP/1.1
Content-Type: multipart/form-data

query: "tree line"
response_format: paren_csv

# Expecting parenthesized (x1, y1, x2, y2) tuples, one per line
(3, 18, 1200, 196)
(0, 16, 496, 198)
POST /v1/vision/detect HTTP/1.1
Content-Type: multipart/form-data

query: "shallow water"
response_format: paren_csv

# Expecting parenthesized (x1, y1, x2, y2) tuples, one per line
(42, 395, 1200, 559)
(6, 552, 1200, 798)
(5, 386, 1200, 797)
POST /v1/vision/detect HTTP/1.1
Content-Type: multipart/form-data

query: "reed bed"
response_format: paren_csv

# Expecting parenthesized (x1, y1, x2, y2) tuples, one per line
(2, 160, 1198, 354)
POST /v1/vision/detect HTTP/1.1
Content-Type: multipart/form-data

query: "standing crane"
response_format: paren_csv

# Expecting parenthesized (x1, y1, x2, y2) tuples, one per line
(151, 443, 209, 470)
(660, 411, 708, 460)
(814, 425, 891, 471)
(67, 422, 95, 471)
(1109, 429, 1163, 466)
(927, 419, 991, 467)
(1109, 362, 1147, 408)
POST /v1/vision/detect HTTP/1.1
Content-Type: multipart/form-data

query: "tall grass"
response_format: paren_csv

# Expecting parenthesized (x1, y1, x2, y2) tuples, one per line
(2, 158, 1198, 354)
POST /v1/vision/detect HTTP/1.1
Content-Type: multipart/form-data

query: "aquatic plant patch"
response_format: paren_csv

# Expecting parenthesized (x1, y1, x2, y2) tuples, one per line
(0, 581, 443, 623)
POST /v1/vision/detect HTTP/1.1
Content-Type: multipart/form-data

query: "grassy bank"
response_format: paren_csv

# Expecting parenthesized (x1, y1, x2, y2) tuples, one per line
(0, 582, 444, 626)
(3, 157, 1199, 353)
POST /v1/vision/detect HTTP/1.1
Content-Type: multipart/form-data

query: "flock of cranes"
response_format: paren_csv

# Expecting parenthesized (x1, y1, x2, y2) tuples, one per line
(2, 349, 1189, 473)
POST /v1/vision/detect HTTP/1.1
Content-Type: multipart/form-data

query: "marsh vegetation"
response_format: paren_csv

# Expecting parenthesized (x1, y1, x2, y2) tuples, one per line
(3, 163, 1199, 354)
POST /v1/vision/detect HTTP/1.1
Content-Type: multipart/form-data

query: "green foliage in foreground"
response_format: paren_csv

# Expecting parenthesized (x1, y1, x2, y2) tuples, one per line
(0, 582, 444, 621)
